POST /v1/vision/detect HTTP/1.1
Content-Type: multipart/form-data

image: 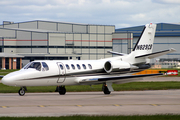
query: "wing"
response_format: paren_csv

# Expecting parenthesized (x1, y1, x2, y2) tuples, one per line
(78, 73, 163, 84)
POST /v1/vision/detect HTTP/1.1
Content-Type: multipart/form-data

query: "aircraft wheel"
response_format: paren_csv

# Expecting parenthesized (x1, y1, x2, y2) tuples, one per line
(102, 84, 111, 94)
(58, 86, 66, 95)
(18, 88, 25, 96)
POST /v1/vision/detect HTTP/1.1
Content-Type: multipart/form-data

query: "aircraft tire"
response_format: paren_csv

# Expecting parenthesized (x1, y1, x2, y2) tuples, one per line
(102, 85, 111, 94)
(58, 86, 66, 95)
(18, 88, 25, 96)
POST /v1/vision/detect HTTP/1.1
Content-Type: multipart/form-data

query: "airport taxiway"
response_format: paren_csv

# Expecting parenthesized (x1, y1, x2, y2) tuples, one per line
(0, 89, 180, 117)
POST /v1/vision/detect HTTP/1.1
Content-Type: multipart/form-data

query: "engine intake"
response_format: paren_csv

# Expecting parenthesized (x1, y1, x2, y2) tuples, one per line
(104, 60, 134, 73)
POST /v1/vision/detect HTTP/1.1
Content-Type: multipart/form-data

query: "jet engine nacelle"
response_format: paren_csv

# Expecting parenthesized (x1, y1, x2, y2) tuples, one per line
(104, 60, 134, 73)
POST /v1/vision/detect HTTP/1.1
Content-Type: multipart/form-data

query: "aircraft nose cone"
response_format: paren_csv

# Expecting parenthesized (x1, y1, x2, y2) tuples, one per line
(1, 77, 7, 85)
(1, 75, 15, 86)
(2, 76, 10, 85)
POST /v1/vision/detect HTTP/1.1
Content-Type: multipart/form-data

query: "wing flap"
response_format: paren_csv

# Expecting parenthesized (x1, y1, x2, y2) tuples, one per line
(135, 48, 176, 59)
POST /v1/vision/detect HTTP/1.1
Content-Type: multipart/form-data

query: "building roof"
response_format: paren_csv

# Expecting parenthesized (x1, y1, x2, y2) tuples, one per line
(0, 20, 115, 34)
(0, 53, 24, 58)
(1, 20, 115, 27)
(115, 23, 180, 37)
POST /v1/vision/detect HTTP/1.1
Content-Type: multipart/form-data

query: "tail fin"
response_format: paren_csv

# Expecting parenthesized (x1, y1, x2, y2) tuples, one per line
(128, 23, 175, 64)
(107, 23, 175, 65)
(132, 23, 156, 57)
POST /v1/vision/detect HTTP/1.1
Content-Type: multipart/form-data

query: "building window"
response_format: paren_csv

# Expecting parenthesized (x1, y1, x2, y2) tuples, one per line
(5, 58, 9, 69)
(0, 58, 2, 69)
(17, 58, 20, 69)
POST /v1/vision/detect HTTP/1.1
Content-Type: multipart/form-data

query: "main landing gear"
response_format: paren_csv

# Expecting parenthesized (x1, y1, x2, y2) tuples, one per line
(102, 82, 114, 95)
(18, 87, 27, 96)
(56, 86, 66, 95)
(102, 83, 111, 94)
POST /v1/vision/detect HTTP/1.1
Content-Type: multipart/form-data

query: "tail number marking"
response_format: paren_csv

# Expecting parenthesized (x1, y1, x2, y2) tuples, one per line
(136, 44, 152, 50)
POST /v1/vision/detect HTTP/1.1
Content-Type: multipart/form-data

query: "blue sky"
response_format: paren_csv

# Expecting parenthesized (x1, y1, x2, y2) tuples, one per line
(0, 0, 180, 28)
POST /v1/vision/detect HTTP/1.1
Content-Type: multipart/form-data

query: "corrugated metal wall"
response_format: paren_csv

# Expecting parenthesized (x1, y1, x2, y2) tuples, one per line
(0, 20, 115, 60)
(112, 32, 133, 54)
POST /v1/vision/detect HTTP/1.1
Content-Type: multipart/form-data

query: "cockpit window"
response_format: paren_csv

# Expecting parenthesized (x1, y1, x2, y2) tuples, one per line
(25, 62, 41, 71)
(23, 62, 31, 69)
(42, 62, 49, 71)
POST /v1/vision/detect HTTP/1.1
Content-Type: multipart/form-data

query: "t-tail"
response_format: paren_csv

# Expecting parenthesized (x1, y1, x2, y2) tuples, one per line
(132, 23, 156, 57)
(108, 23, 175, 67)
(126, 23, 175, 65)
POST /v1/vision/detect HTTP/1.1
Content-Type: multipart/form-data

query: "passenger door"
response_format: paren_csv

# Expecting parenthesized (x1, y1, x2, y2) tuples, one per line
(57, 62, 66, 83)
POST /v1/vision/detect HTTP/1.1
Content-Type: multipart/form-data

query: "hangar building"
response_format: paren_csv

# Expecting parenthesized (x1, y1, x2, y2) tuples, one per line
(0, 20, 132, 68)
(1, 20, 179, 69)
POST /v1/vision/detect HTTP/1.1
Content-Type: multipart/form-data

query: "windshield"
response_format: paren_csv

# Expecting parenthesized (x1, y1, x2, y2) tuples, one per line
(24, 62, 41, 71)
(23, 62, 31, 69)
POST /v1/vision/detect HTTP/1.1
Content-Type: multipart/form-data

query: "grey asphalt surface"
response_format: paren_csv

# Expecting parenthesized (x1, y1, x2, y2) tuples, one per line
(0, 76, 180, 117)
(0, 90, 180, 117)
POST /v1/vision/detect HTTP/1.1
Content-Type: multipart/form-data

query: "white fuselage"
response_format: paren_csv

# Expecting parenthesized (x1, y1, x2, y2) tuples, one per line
(2, 59, 129, 87)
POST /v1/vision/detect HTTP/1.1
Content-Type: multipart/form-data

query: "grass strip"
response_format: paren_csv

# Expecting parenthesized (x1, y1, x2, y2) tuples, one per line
(1, 81, 180, 93)
(0, 115, 180, 120)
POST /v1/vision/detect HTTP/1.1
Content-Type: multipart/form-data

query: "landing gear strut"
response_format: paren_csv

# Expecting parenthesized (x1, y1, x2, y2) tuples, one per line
(56, 86, 66, 95)
(102, 83, 111, 94)
(18, 87, 27, 96)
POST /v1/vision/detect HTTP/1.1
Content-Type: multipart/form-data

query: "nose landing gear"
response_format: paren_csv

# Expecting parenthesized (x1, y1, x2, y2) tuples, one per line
(18, 87, 27, 96)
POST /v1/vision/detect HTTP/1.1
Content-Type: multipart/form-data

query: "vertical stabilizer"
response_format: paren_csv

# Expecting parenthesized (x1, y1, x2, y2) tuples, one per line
(132, 23, 156, 57)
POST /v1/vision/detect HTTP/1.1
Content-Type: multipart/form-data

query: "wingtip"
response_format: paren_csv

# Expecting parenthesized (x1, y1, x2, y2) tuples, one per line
(169, 48, 176, 52)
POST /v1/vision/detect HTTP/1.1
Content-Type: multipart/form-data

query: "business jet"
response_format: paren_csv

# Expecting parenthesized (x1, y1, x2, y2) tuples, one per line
(1, 23, 175, 96)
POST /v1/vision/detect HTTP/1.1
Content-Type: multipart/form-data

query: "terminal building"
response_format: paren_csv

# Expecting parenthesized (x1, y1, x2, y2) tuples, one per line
(0, 20, 132, 69)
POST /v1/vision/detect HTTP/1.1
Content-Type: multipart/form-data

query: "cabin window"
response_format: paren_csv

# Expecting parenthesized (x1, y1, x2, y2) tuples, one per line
(26, 62, 41, 71)
(88, 64, 92, 69)
(82, 64, 86, 69)
(59, 64, 64, 70)
(71, 64, 75, 69)
(42, 62, 49, 71)
(66, 64, 70, 70)
(77, 64, 81, 69)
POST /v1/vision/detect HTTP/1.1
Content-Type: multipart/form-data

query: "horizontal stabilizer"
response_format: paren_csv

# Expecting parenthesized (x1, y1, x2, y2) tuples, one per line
(135, 48, 176, 59)
(107, 51, 127, 56)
